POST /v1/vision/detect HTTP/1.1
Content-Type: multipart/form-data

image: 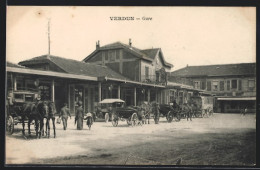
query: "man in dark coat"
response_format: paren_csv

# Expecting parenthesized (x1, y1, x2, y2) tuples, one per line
(75, 101, 84, 130)
(59, 103, 71, 130)
(153, 103, 160, 124)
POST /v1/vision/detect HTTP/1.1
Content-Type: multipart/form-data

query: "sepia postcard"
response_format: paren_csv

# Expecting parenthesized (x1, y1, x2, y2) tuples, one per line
(5, 6, 257, 167)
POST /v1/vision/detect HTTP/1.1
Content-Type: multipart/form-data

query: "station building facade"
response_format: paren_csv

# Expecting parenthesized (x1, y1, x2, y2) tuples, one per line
(6, 41, 201, 114)
(170, 63, 256, 113)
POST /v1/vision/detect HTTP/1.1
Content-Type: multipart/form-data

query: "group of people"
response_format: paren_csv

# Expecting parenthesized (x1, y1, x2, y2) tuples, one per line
(58, 101, 92, 130)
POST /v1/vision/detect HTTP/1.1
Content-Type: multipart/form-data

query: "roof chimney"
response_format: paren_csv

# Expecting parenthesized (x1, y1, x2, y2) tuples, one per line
(129, 38, 132, 46)
(96, 40, 100, 49)
(186, 64, 189, 67)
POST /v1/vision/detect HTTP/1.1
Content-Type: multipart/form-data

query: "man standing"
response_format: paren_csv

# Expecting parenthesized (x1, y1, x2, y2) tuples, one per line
(75, 101, 84, 130)
(59, 103, 71, 130)
(153, 103, 160, 124)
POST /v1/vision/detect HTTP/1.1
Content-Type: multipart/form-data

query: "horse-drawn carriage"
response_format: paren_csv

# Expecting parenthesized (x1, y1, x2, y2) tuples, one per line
(6, 90, 56, 138)
(190, 96, 214, 118)
(159, 104, 182, 123)
(6, 90, 39, 135)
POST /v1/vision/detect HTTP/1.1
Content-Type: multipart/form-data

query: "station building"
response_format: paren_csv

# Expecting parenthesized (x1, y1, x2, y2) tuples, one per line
(170, 63, 256, 113)
(6, 40, 201, 114)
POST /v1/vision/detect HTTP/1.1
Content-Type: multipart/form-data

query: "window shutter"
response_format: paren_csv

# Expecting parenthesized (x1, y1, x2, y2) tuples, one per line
(201, 81, 206, 90)
(207, 81, 211, 91)
(227, 80, 230, 90)
(238, 80, 242, 90)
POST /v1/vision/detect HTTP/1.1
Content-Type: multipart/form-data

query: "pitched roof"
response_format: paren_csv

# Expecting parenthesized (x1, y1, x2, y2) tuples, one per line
(83, 41, 173, 68)
(171, 63, 256, 77)
(6, 61, 26, 68)
(140, 48, 159, 60)
(18, 55, 129, 80)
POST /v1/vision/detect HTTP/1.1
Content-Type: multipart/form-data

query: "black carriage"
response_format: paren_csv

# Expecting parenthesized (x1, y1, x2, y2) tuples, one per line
(96, 99, 139, 127)
(95, 99, 125, 122)
(190, 96, 214, 118)
(159, 104, 181, 123)
(6, 90, 40, 135)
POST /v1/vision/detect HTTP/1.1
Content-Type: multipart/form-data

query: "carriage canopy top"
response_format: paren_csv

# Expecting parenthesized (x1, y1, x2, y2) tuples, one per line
(99, 98, 125, 104)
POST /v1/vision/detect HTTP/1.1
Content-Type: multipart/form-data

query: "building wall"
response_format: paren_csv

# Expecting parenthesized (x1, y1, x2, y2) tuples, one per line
(190, 76, 256, 97)
(140, 53, 171, 83)
(86, 49, 141, 81)
(176, 75, 256, 113)
(87, 49, 171, 83)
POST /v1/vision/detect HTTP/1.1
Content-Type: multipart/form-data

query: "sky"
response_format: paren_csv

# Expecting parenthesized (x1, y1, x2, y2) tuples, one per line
(6, 6, 256, 71)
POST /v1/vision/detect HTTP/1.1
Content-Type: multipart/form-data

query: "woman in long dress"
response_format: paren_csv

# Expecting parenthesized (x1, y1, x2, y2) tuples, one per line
(75, 101, 84, 130)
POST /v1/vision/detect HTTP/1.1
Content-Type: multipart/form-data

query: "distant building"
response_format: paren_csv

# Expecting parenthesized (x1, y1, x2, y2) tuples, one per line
(170, 63, 256, 113)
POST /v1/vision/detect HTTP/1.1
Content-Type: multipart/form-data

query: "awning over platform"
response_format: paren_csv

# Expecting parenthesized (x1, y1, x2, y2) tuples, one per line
(217, 97, 256, 101)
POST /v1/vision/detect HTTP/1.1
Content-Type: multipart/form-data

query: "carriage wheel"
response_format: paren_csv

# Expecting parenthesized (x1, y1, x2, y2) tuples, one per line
(111, 113, 118, 127)
(6, 116, 14, 135)
(130, 113, 138, 127)
(167, 111, 174, 123)
(105, 113, 109, 123)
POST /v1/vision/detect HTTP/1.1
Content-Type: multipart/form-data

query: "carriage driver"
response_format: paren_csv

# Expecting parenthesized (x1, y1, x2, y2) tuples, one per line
(59, 103, 71, 130)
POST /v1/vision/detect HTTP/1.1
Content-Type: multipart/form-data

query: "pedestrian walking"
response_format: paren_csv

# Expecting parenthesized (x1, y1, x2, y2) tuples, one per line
(75, 101, 84, 130)
(59, 103, 71, 130)
(243, 107, 248, 116)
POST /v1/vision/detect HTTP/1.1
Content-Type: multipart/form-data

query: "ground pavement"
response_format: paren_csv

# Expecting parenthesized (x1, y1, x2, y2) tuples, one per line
(5, 113, 256, 165)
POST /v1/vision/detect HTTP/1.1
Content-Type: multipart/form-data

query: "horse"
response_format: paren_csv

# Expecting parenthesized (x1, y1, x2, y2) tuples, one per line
(42, 101, 56, 138)
(182, 103, 192, 121)
(20, 100, 47, 139)
(190, 103, 199, 118)
(171, 102, 182, 121)
(136, 107, 145, 126)
(140, 102, 152, 124)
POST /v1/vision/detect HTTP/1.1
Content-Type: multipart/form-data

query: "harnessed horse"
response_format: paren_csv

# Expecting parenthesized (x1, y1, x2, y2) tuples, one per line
(140, 102, 152, 124)
(42, 101, 56, 138)
(21, 101, 46, 138)
(182, 103, 192, 121)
